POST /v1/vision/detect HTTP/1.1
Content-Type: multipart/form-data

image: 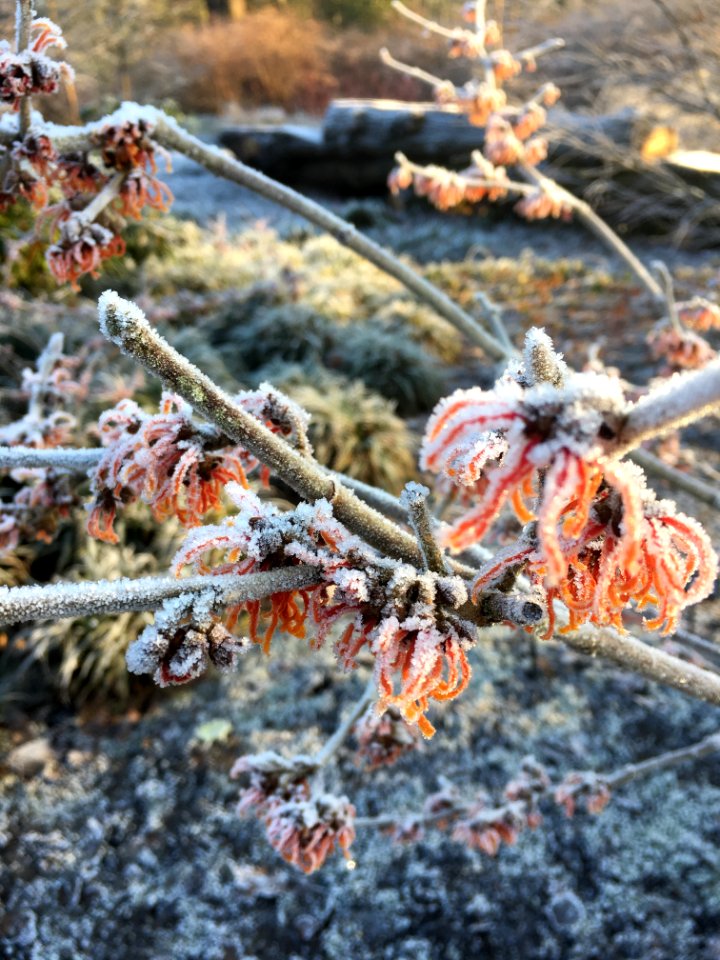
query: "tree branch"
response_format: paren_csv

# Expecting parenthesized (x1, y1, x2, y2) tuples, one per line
(558, 620, 720, 708)
(612, 360, 720, 457)
(0, 446, 101, 471)
(16, 0, 33, 137)
(97, 291, 427, 566)
(151, 118, 509, 361)
(0, 566, 322, 626)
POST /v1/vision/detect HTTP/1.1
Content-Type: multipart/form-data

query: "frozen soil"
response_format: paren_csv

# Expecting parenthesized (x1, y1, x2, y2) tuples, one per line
(3, 149, 720, 960)
(3, 613, 720, 960)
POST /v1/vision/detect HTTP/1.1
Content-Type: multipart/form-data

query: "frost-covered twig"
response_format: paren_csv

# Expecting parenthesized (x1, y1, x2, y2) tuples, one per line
(0, 445, 101, 471)
(519, 165, 665, 303)
(606, 729, 720, 788)
(355, 728, 720, 832)
(558, 620, 720, 708)
(16, 0, 33, 136)
(379, 48, 446, 89)
(314, 677, 376, 767)
(151, 118, 509, 361)
(0, 566, 321, 626)
(401, 482, 449, 574)
(390, 1, 460, 40)
(97, 291, 427, 566)
(630, 448, 720, 511)
(613, 360, 720, 456)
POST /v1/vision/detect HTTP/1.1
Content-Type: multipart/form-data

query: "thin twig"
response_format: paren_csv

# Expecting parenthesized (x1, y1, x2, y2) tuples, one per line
(355, 727, 720, 829)
(0, 446, 102, 471)
(401, 482, 449, 574)
(314, 677, 376, 767)
(630, 448, 720, 511)
(152, 118, 510, 361)
(391, 0, 462, 40)
(0, 566, 322, 626)
(607, 729, 720, 788)
(519, 164, 665, 304)
(380, 47, 447, 89)
(651, 260, 681, 331)
(16, 0, 33, 138)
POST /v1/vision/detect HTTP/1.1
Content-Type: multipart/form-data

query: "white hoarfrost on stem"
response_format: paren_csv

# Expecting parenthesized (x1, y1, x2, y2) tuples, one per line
(0, 567, 322, 626)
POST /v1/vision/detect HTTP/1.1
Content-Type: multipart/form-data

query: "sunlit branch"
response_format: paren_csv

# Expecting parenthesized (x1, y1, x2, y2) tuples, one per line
(613, 360, 720, 456)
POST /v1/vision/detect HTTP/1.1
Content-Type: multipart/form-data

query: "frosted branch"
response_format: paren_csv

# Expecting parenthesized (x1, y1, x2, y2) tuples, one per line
(0, 445, 101, 471)
(314, 677, 376, 767)
(0, 566, 321, 626)
(401, 482, 449, 574)
(559, 621, 720, 708)
(97, 291, 427, 566)
(613, 360, 720, 456)
(151, 117, 509, 360)
(606, 729, 720, 788)
(390, 1, 462, 40)
(379, 48, 447, 89)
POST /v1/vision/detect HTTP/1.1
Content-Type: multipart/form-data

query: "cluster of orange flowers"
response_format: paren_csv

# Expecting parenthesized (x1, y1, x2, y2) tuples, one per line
(87, 386, 306, 544)
(389, 150, 510, 210)
(230, 752, 355, 874)
(421, 330, 718, 637)
(0, 17, 70, 109)
(0, 12, 174, 288)
(386, 0, 566, 222)
(387, 756, 611, 856)
(173, 483, 476, 737)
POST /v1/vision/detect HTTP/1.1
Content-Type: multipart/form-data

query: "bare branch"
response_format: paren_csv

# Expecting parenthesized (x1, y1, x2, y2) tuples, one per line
(0, 566, 321, 626)
(558, 621, 720, 708)
(0, 445, 101, 471)
(613, 360, 720, 456)
(390, 1, 462, 40)
(518, 164, 665, 304)
(314, 677, 376, 768)
(380, 47, 447, 89)
(607, 729, 720, 788)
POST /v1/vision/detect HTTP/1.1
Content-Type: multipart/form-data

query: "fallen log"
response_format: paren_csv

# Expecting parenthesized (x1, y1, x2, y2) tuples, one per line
(218, 99, 720, 246)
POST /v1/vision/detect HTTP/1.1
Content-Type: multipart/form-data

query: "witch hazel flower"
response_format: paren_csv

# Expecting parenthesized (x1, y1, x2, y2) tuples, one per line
(230, 751, 354, 873)
(175, 483, 475, 736)
(47, 217, 126, 289)
(231, 751, 316, 813)
(422, 328, 718, 635)
(354, 704, 421, 769)
(0, 18, 72, 110)
(647, 322, 716, 373)
(87, 385, 304, 544)
(263, 792, 356, 874)
(554, 770, 611, 817)
(126, 590, 248, 687)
